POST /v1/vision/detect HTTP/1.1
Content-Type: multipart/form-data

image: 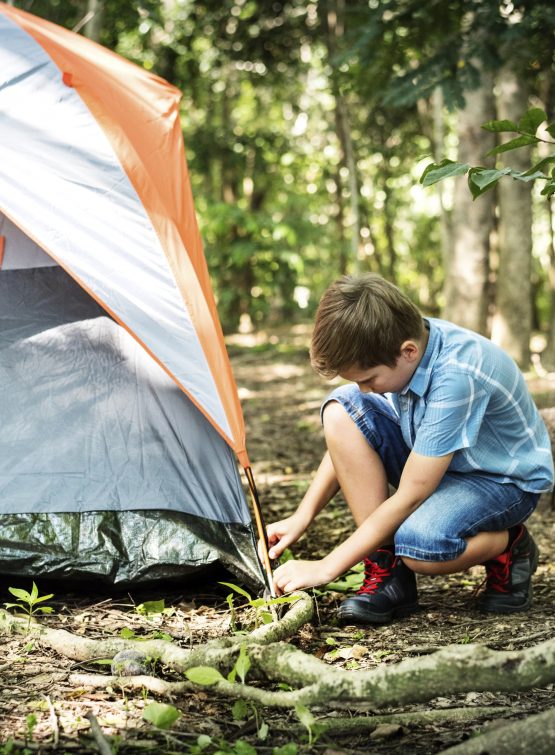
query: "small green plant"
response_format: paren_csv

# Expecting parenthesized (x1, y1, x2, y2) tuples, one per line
(186, 645, 269, 742)
(135, 599, 175, 619)
(231, 698, 268, 741)
(219, 582, 301, 629)
(26, 713, 37, 736)
(294, 704, 324, 747)
(5, 582, 54, 630)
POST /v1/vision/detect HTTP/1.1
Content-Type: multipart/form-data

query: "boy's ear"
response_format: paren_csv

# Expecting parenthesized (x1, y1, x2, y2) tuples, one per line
(399, 340, 420, 361)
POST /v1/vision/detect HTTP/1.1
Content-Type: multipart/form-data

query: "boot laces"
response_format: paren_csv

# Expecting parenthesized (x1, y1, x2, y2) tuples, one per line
(484, 551, 512, 593)
(357, 555, 393, 595)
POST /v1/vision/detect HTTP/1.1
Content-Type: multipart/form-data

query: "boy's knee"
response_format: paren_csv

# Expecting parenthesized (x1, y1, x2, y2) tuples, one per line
(322, 399, 351, 437)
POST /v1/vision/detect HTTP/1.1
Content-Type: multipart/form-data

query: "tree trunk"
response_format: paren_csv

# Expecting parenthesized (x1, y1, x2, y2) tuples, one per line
(382, 165, 397, 284)
(83, 0, 103, 42)
(544, 197, 555, 367)
(432, 88, 452, 282)
(444, 74, 495, 334)
(490, 67, 532, 367)
(326, 0, 361, 275)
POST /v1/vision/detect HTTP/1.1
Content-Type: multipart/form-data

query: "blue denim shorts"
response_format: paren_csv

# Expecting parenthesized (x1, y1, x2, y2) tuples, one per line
(323, 385, 539, 562)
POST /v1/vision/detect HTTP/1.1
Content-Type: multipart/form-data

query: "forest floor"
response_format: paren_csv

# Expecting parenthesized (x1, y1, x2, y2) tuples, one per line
(1, 324, 555, 754)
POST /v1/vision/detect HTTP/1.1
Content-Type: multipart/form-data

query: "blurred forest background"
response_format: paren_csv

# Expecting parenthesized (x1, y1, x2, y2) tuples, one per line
(11, 0, 555, 368)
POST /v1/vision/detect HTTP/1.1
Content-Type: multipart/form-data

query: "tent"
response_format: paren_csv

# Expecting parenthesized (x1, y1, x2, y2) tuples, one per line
(0, 3, 269, 588)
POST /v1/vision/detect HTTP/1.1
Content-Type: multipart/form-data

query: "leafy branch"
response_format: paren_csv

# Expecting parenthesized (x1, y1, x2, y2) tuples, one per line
(420, 107, 555, 199)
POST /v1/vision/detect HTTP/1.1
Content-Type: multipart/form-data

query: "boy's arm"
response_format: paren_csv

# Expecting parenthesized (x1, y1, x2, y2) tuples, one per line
(264, 451, 339, 560)
(272, 450, 453, 594)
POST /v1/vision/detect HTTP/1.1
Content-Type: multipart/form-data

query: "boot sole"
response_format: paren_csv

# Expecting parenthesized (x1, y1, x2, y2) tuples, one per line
(477, 539, 539, 614)
(338, 600, 420, 625)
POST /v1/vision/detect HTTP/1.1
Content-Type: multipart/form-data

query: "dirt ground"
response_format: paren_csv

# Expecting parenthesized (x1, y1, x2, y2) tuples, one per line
(1, 324, 555, 754)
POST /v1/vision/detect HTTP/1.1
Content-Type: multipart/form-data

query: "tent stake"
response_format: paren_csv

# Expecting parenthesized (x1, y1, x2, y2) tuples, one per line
(244, 466, 276, 597)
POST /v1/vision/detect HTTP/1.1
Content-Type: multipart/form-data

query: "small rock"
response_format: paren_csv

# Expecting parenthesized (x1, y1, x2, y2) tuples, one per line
(111, 649, 150, 676)
(370, 723, 402, 740)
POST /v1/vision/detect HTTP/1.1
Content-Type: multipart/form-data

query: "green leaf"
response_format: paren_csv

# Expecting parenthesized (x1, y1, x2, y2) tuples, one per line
(4, 603, 27, 611)
(234, 644, 251, 684)
(541, 180, 555, 197)
(521, 154, 555, 176)
(258, 721, 269, 740)
(32, 593, 55, 604)
(420, 159, 469, 186)
(486, 134, 538, 157)
(322, 569, 364, 593)
(8, 587, 32, 602)
(231, 699, 249, 721)
(197, 734, 212, 750)
(119, 627, 136, 639)
(136, 599, 165, 616)
(294, 704, 315, 729)
(218, 582, 252, 601)
(518, 107, 546, 135)
(279, 548, 295, 563)
(35, 606, 54, 614)
(481, 118, 518, 133)
(232, 741, 257, 755)
(149, 630, 173, 642)
(142, 702, 181, 730)
(185, 666, 225, 686)
(509, 170, 548, 183)
(30, 583, 39, 602)
(468, 167, 511, 199)
(546, 123, 555, 139)
(272, 745, 298, 755)
(259, 611, 273, 624)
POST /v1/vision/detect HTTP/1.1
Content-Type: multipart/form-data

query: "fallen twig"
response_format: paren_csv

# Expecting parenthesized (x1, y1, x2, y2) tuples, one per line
(85, 712, 113, 755)
(43, 694, 59, 747)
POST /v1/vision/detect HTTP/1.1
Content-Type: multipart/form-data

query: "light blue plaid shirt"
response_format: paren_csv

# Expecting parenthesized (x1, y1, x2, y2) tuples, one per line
(389, 318, 554, 494)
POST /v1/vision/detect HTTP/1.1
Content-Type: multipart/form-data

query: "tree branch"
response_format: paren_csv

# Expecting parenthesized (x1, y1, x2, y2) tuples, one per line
(439, 705, 555, 755)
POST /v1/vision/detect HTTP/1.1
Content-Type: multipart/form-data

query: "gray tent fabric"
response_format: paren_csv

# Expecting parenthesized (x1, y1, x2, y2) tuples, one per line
(0, 266, 264, 586)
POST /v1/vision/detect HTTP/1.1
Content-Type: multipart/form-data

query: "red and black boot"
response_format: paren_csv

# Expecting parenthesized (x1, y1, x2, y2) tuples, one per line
(476, 524, 539, 613)
(337, 546, 419, 624)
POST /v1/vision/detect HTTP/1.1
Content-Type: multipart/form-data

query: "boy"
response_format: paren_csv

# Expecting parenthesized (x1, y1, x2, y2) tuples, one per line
(268, 274, 553, 623)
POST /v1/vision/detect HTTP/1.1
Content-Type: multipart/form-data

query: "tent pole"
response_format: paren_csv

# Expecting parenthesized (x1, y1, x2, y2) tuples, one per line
(244, 466, 276, 597)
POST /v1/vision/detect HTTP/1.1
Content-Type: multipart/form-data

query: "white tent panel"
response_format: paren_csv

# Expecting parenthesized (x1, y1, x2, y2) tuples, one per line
(0, 13, 232, 440)
(0, 211, 57, 269)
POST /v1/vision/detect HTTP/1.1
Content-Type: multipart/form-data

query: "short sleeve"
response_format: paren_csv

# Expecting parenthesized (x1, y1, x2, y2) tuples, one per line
(412, 371, 490, 457)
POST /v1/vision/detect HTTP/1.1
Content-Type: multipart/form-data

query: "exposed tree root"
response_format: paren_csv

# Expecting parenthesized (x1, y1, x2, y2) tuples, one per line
(439, 705, 555, 755)
(244, 638, 555, 707)
(2, 596, 554, 722)
(0, 591, 313, 669)
(315, 707, 510, 732)
(69, 675, 510, 732)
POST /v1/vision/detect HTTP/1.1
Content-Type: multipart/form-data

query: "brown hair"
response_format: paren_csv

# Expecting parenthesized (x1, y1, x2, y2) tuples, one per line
(310, 274, 425, 378)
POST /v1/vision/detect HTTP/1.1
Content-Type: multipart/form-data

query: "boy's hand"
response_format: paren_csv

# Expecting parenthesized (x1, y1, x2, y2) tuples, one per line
(272, 558, 334, 595)
(259, 513, 308, 562)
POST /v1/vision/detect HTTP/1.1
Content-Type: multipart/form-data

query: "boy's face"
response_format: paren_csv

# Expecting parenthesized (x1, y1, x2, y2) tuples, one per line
(339, 339, 423, 394)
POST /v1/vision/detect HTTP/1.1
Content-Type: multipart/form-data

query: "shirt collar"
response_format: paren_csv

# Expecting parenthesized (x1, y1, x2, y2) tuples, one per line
(401, 319, 438, 397)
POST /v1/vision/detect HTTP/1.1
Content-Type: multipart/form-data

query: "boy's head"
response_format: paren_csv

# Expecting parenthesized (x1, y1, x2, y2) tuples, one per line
(310, 274, 425, 379)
